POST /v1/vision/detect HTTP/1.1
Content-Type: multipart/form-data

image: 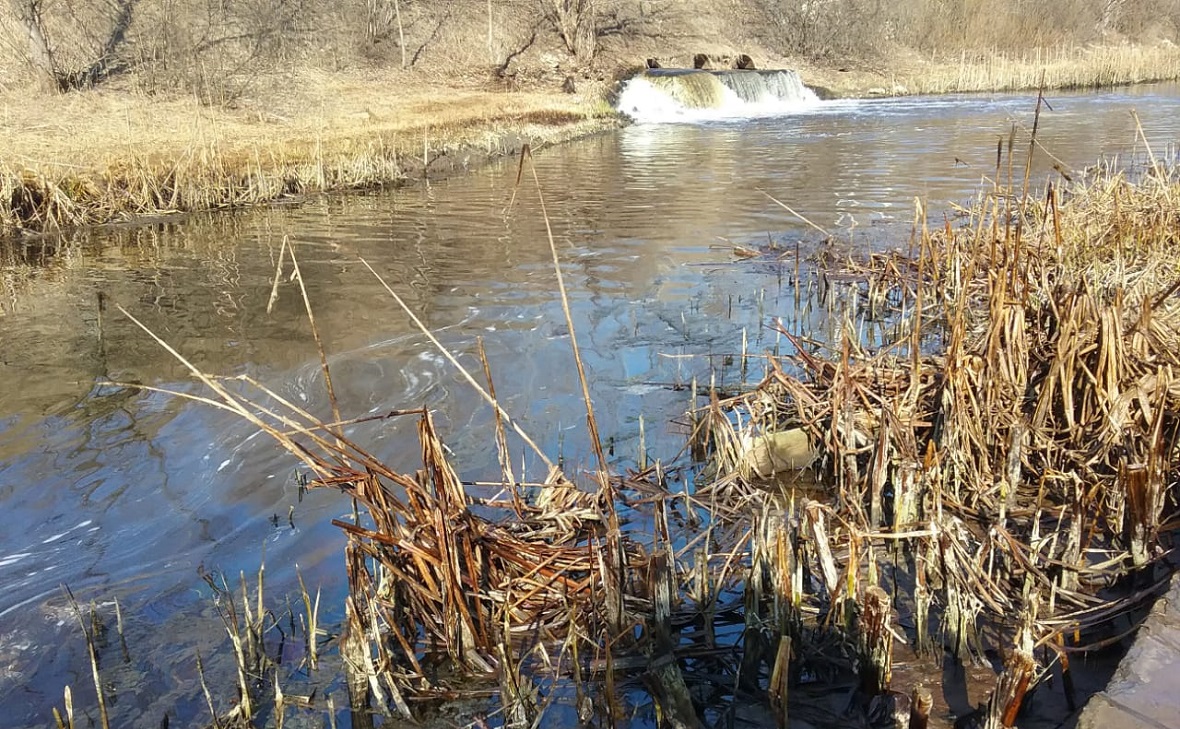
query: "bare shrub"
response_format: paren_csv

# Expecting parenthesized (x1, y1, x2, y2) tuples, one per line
(894, 0, 1104, 54)
(748, 0, 898, 61)
(5, 0, 136, 91)
(1101, 0, 1180, 40)
(130, 0, 315, 103)
(539, 0, 598, 61)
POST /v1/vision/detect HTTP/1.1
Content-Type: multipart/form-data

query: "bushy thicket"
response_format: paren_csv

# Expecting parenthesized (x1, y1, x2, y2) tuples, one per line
(749, 0, 1180, 60)
(1, 0, 656, 97)
(2, 0, 1178, 96)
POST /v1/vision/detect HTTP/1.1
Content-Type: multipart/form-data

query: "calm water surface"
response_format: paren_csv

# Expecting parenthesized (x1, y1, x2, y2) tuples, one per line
(2, 83, 1179, 726)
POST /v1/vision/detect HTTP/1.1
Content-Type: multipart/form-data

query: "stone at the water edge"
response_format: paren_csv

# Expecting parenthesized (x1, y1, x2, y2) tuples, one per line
(739, 428, 817, 479)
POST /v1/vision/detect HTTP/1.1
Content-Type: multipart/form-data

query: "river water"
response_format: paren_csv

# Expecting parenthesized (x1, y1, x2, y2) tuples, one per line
(2, 83, 1179, 727)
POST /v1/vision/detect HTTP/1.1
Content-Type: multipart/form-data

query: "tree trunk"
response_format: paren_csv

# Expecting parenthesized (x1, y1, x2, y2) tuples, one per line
(547, 0, 596, 62)
(9, 0, 60, 91)
(394, 0, 407, 69)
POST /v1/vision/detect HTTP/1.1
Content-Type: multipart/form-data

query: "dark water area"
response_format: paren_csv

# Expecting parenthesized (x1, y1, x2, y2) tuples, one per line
(2, 83, 1180, 727)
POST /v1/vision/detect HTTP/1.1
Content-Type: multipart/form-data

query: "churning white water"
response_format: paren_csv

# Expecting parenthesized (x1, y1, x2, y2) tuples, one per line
(616, 69, 821, 123)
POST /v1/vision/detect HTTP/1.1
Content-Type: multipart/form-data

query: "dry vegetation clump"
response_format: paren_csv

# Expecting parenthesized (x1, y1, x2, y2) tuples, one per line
(898, 43, 1180, 94)
(92, 137, 1180, 728)
(686, 145, 1180, 723)
(0, 85, 616, 234)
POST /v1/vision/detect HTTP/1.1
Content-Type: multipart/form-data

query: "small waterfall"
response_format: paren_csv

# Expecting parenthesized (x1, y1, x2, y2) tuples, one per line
(643, 70, 729, 109)
(714, 70, 815, 104)
(616, 69, 819, 123)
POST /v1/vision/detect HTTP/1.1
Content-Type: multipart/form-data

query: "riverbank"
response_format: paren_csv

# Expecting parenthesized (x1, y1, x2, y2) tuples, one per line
(0, 73, 620, 236)
(2, 43, 1179, 237)
(797, 42, 1180, 96)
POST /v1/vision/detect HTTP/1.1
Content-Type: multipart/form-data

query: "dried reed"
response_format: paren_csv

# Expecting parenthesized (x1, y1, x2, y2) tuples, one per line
(106, 123, 1180, 728)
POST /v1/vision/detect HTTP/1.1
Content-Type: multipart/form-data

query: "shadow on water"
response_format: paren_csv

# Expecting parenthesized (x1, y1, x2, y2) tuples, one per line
(2, 83, 1180, 727)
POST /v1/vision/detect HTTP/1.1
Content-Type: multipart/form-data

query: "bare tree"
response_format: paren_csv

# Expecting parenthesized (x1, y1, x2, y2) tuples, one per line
(9, 0, 59, 90)
(8, 0, 136, 91)
(541, 0, 596, 61)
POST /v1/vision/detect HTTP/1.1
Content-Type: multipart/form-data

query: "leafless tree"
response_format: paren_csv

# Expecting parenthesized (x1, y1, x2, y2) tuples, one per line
(541, 0, 597, 61)
(8, 0, 136, 91)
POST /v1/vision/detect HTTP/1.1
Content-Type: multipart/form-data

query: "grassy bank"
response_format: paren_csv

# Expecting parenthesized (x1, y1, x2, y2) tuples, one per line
(0, 75, 617, 235)
(2, 41, 1180, 237)
(801, 42, 1180, 97)
(895, 43, 1180, 95)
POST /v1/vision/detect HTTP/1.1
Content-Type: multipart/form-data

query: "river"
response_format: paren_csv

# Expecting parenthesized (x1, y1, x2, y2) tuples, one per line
(2, 82, 1179, 727)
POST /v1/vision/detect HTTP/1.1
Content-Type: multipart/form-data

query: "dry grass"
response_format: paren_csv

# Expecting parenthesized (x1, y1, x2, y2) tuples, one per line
(3, 38, 1180, 234)
(0, 70, 616, 233)
(687, 142, 1180, 723)
(898, 43, 1180, 95)
(792, 42, 1180, 98)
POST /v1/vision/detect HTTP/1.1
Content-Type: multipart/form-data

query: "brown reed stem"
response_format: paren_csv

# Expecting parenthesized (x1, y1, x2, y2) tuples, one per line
(359, 257, 558, 473)
(522, 147, 610, 487)
(288, 239, 344, 433)
(63, 588, 109, 729)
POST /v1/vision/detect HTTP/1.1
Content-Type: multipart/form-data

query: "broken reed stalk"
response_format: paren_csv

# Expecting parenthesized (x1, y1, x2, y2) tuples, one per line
(196, 562, 278, 724)
(113, 597, 129, 664)
(296, 567, 321, 670)
(642, 498, 699, 729)
(517, 146, 610, 487)
(856, 585, 893, 697)
(52, 685, 74, 729)
(63, 588, 109, 729)
(359, 257, 557, 473)
(768, 636, 791, 729)
(477, 336, 516, 487)
(908, 686, 933, 729)
(287, 238, 344, 432)
(195, 651, 222, 729)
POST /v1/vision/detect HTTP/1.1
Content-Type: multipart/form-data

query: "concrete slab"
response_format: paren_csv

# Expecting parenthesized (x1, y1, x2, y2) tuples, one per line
(1075, 575, 1180, 729)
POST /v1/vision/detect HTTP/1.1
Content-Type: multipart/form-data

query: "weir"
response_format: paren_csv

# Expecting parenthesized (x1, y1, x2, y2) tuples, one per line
(616, 68, 819, 122)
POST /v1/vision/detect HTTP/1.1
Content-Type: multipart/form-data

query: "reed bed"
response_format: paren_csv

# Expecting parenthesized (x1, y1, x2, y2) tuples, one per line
(682, 149, 1180, 723)
(897, 43, 1180, 95)
(101, 137, 1180, 728)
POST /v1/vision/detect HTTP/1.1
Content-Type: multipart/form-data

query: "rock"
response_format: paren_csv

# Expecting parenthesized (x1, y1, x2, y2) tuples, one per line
(740, 428, 818, 479)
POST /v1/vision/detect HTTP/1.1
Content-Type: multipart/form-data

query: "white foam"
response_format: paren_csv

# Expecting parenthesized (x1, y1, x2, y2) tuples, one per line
(0, 553, 30, 568)
(39, 520, 92, 545)
(616, 75, 821, 124)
